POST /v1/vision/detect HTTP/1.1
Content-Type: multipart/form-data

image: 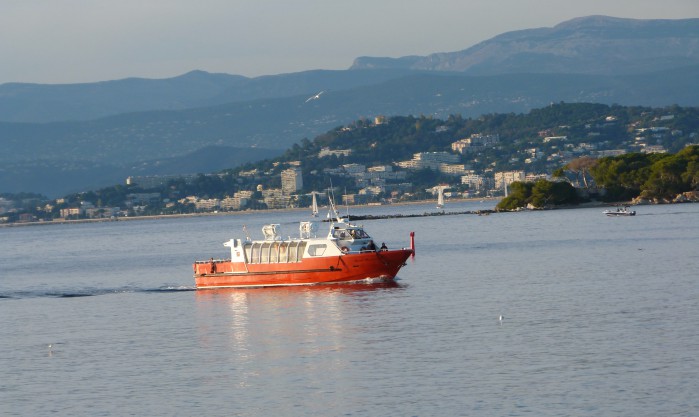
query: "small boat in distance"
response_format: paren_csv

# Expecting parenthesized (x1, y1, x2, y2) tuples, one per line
(436, 187, 445, 209)
(311, 192, 319, 217)
(193, 200, 414, 289)
(604, 206, 636, 216)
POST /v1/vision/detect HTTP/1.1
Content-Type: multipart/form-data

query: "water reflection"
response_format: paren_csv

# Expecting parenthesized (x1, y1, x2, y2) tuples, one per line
(195, 280, 401, 300)
(194, 282, 403, 389)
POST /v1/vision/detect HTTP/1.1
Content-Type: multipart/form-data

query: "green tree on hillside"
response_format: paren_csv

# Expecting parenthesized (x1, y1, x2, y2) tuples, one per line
(497, 182, 533, 211)
(641, 145, 699, 199)
(589, 146, 698, 201)
(564, 156, 597, 188)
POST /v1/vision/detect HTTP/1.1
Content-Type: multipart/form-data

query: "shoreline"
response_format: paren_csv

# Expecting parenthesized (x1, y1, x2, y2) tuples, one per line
(0, 197, 501, 228)
(6, 198, 685, 228)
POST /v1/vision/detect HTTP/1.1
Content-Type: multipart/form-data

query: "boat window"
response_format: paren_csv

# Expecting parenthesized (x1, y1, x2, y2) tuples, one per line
(261, 242, 271, 263)
(279, 242, 288, 263)
(296, 241, 307, 261)
(353, 228, 369, 239)
(307, 244, 327, 256)
(288, 242, 298, 263)
(250, 243, 261, 264)
(270, 242, 280, 263)
(244, 243, 252, 262)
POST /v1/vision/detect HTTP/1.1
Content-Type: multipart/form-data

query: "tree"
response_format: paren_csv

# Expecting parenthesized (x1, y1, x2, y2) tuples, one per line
(496, 181, 533, 211)
(642, 155, 687, 199)
(678, 146, 699, 190)
(497, 179, 579, 210)
(587, 146, 699, 201)
(565, 156, 597, 188)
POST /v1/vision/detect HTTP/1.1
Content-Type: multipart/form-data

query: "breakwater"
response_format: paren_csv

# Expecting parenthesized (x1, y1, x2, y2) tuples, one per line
(328, 209, 496, 222)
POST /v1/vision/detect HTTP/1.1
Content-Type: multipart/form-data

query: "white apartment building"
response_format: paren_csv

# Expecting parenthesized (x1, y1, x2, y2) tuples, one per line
(439, 164, 469, 176)
(220, 196, 248, 210)
(194, 199, 220, 211)
(281, 168, 303, 195)
(318, 147, 352, 158)
(494, 171, 526, 189)
(396, 152, 460, 170)
(461, 172, 490, 191)
(451, 133, 500, 154)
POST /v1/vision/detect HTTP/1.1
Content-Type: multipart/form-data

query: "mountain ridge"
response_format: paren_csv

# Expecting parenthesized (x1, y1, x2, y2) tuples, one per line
(350, 15, 699, 75)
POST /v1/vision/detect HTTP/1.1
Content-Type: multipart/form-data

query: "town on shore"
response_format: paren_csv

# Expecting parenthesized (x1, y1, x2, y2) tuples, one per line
(2, 104, 698, 226)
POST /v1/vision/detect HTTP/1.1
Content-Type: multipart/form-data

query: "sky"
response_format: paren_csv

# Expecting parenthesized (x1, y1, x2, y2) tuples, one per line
(1, 0, 698, 85)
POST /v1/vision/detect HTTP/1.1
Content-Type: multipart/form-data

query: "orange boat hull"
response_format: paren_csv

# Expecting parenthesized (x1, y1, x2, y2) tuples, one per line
(194, 249, 413, 289)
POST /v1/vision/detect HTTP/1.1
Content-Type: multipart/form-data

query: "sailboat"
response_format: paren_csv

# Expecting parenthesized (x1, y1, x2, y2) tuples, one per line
(311, 192, 319, 217)
(436, 187, 445, 209)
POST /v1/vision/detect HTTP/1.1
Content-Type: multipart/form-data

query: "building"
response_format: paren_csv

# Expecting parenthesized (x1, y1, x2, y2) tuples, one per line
(194, 199, 220, 211)
(395, 152, 460, 170)
(318, 147, 352, 158)
(261, 188, 290, 209)
(281, 168, 303, 195)
(438, 163, 470, 176)
(543, 136, 567, 143)
(494, 171, 526, 189)
(342, 164, 367, 175)
(219, 196, 248, 210)
(461, 172, 491, 192)
(525, 173, 550, 183)
(451, 133, 499, 154)
(641, 145, 667, 154)
(358, 186, 384, 196)
(60, 207, 83, 218)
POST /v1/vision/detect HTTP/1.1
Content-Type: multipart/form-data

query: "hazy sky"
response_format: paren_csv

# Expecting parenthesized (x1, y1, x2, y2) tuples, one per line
(1, 0, 697, 84)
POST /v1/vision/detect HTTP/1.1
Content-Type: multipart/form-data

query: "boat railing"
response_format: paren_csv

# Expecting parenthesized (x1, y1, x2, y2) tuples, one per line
(194, 258, 229, 264)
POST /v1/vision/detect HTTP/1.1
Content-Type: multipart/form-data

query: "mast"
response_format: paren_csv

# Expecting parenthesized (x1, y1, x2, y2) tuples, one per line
(327, 186, 342, 223)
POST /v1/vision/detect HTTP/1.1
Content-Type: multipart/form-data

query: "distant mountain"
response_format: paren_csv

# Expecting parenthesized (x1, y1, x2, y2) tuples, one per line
(0, 69, 417, 124)
(202, 69, 419, 106)
(0, 146, 281, 198)
(4, 66, 698, 160)
(351, 16, 699, 75)
(4, 16, 698, 125)
(0, 70, 247, 123)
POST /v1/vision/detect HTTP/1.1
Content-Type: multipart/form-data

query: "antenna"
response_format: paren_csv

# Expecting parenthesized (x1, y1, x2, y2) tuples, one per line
(327, 179, 341, 223)
(344, 186, 350, 220)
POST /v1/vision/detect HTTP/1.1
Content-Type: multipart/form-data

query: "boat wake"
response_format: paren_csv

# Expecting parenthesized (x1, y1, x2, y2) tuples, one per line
(0, 285, 196, 300)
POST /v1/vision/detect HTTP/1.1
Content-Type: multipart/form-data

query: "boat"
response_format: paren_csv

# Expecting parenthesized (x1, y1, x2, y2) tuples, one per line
(603, 206, 636, 216)
(436, 187, 445, 209)
(193, 211, 415, 289)
(311, 192, 319, 217)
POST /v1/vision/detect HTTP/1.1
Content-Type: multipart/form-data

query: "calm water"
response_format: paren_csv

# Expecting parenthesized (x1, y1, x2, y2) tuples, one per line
(1, 201, 698, 416)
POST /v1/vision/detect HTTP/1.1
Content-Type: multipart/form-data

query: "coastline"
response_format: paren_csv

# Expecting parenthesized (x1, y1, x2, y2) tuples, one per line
(2, 198, 695, 228)
(0, 197, 501, 228)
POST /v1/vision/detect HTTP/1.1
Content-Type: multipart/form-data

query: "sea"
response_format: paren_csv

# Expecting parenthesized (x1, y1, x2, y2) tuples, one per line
(1, 201, 698, 417)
